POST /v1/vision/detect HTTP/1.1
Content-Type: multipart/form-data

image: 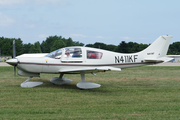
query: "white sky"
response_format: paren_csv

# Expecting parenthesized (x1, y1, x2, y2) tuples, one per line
(0, 0, 180, 45)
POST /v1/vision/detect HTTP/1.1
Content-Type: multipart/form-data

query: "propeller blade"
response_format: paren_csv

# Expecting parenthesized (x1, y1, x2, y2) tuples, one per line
(13, 40, 16, 77)
(13, 40, 16, 58)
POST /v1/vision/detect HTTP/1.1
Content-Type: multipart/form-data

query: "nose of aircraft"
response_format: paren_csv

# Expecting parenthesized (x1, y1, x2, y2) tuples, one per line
(6, 58, 18, 66)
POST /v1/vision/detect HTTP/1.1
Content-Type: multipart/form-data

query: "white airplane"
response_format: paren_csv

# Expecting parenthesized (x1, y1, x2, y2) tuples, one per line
(6, 35, 173, 89)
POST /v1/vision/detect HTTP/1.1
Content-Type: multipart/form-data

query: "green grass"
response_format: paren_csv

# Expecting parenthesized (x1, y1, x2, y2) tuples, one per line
(1, 66, 180, 119)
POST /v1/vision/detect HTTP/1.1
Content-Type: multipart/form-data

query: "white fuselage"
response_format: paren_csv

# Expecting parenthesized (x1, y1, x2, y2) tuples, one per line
(16, 47, 156, 74)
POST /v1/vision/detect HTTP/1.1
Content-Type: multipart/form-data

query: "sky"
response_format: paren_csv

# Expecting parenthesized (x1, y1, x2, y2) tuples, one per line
(0, 0, 180, 46)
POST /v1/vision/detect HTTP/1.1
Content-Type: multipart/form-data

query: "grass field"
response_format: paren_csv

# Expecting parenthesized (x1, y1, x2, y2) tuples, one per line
(1, 66, 180, 119)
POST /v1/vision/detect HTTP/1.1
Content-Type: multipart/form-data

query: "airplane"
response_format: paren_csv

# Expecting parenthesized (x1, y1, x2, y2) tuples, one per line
(6, 35, 173, 89)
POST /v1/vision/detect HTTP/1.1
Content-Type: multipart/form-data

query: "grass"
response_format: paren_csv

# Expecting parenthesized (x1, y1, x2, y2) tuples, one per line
(1, 66, 180, 119)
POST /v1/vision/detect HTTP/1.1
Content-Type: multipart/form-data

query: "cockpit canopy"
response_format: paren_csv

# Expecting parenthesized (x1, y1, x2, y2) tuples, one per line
(45, 47, 83, 59)
(45, 47, 103, 60)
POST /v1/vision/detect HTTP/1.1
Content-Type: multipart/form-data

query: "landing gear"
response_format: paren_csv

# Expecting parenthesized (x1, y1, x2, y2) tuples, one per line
(20, 72, 100, 89)
(76, 71, 101, 89)
(50, 74, 72, 85)
(20, 77, 43, 88)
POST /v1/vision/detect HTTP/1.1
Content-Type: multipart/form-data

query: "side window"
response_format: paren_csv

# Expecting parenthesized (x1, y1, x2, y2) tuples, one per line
(87, 50, 103, 59)
(65, 48, 82, 58)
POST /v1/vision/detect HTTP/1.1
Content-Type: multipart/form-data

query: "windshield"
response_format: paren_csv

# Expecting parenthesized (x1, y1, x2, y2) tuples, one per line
(45, 49, 62, 59)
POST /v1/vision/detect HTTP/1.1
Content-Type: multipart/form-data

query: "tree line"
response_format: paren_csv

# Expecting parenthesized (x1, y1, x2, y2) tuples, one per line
(0, 35, 180, 57)
(0, 36, 84, 56)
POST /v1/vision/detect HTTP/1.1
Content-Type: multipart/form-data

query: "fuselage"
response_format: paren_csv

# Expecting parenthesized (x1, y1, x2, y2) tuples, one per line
(16, 46, 158, 74)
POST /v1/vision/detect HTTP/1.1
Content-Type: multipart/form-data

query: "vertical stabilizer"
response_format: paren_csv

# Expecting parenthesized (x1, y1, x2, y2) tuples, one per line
(140, 35, 172, 60)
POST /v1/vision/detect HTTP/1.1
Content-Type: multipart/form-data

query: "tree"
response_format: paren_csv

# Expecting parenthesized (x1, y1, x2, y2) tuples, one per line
(23, 43, 32, 53)
(1, 36, 180, 56)
(50, 40, 66, 52)
(29, 42, 42, 53)
(86, 43, 116, 51)
(0, 37, 24, 56)
(130, 43, 139, 53)
(41, 41, 49, 53)
(66, 37, 74, 47)
(106, 44, 117, 51)
(73, 41, 84, 46)
(115, 41, 129, 53)
(15, 38, 24, 56)
(168, 42, 180, 54)
(93, 42, 107, 49)
(41, 36, 58, 53)
(85, 44, 94, 47)
(1, 38, 12, 55)
(138, 44, 148, 52)
(127, 42, 135, 53)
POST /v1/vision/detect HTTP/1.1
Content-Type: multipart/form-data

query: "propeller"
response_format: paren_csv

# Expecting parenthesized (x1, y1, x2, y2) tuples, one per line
(6, 40, 18, 77)
(13, 40, 16, 77)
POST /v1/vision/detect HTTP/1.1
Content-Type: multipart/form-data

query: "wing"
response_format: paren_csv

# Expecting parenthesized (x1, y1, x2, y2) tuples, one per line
(59, 66, 121, 73)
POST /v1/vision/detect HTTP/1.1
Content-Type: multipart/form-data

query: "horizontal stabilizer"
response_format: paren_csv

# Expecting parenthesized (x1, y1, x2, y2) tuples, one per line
(144, 57, 174, 63)
(59, 66, 121, 73)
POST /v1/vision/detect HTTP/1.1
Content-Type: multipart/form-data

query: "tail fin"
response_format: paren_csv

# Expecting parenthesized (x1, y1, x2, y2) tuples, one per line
(140, 35, 172, 62)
